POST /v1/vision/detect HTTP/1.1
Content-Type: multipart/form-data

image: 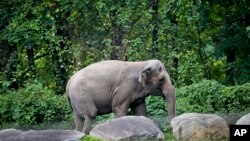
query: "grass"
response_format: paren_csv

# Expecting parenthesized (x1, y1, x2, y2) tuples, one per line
(162, 126, 177, 141)
(80, 135, 105, 141)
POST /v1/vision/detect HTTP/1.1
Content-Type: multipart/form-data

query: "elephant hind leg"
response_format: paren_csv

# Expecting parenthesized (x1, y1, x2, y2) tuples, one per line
(73, 112, 84, 132)
(74, 96, 97, 134)
(82, 116, 93, 134)
(81, 103, 97, 134)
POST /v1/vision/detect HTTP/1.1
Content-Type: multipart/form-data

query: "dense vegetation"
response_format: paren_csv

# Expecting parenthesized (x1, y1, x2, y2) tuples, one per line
(0, 0, 249, 132)
(0, 83, 70, 125)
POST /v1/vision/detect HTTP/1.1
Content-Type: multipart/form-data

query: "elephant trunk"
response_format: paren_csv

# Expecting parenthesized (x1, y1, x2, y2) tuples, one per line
(163, 83, 176, 122)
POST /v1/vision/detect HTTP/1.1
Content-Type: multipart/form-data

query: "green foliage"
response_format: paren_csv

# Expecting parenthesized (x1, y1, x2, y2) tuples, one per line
(176, 50, 205, 87)
(80, 135, 104, 141)
(210, 58, 226, 82)
(162, 126, 177, 141)
(176, 80, 250, 114)
(176, 80, 225, 114)
(1, 0, 250, 93)
(0, 83, 71, 125)
(0, 94, 13, 123)
(146, 96, 166, 116)
(145, 80, 250, 117)
(211, 1, 250, 85)
(221, 83, 250, 113)
(95, 114, 114, 124)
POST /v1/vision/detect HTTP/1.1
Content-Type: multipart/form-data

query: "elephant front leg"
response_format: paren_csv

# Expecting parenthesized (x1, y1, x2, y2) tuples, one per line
(131, 100, 147, 116)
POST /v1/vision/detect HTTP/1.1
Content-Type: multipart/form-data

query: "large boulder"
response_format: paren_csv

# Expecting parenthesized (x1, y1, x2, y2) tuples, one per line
(0, 129, 85, 141)
(90, 116, 164, 141)
(170, 113, 229, 141)
(0, 129, 22, 140)
(236, 113, 250, 125)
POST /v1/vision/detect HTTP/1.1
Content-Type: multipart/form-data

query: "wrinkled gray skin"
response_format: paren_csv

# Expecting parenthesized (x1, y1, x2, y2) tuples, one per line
(66, 60, 176, 134)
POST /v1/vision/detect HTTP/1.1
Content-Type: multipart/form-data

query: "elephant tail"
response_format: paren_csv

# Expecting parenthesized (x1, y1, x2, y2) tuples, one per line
(66, 86, 73, 112)
(66, 79, 73, 112)
(67, 95, 73, 112)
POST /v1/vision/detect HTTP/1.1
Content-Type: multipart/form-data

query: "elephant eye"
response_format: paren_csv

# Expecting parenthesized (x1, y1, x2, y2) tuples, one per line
(159, 78, 165, 82)
(159, 67, 162, 72)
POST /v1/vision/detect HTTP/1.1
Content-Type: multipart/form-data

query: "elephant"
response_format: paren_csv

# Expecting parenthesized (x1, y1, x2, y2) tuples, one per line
(66, 60, 176, 134)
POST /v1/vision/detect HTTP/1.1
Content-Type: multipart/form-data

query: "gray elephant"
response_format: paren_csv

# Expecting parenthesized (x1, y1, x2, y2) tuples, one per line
(66, 60, 176, 134)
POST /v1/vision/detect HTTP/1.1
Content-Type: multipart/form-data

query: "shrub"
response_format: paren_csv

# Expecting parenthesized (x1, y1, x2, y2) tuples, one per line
(80, 135, 104, 141)
(176, 80, 250, 114)
(176, 50, 205, 87)
(1, 80, 249, 127)
(220, 83, 250, 113)
(0, 94, 13, 123)
(0, 83, 71, 125)
(146, 80, 250, 118)
(176, 80, 225, 114)
(146, 96, 166, 117)
(146, 80, 226, 117)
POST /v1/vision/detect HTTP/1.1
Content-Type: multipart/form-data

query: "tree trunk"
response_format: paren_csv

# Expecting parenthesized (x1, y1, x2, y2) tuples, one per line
(52, 30, 69, 95)
(50, 7, 71, 95)
(26, 46, 36, 79)
(152, 0, 159, 58)
(169, 15, 179, 82)
(197, 30, 210, 79)
(225, 48, 236, 85)
(1, 42, 19, 89)
(110, 6, 124, 60)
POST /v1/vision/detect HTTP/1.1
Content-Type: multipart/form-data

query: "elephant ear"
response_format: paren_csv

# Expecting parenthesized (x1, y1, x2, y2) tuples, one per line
(138, 67, 152, 86)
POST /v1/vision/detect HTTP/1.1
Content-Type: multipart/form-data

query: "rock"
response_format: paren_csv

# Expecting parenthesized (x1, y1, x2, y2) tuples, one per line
(0, 129, 22, 140)
(90, 116, 164, 141)
(236, 113, 250, 125)
(0, 129, 85, 141)
(170, 113, 229, 141)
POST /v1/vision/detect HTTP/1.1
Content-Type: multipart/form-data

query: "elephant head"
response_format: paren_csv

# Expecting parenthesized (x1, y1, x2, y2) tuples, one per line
(138, 60, 176, 121)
